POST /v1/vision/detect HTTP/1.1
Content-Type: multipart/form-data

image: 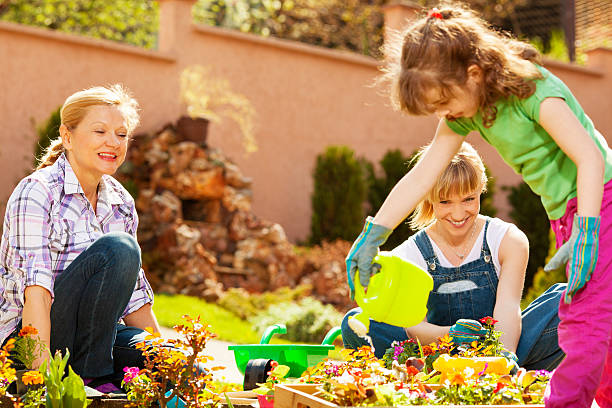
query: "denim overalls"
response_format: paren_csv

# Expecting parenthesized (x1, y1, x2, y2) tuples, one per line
(341, 218, 565, 371)
(418, 219, 497, 326)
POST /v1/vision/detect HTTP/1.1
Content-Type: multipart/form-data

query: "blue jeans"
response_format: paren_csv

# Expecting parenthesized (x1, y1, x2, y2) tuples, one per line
(50, 232, 142, 378)
(341, 283, 566, 371)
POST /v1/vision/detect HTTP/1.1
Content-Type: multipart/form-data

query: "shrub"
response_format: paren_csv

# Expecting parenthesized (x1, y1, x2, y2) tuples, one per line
(217, 285, 312, 320)
(33, 107, 61, 169)
(310, 146, 368, 245)
(521, 229, 566, 308)
(480, 167, 497, 218)
(250, 297, 343, 343)
(365, 149, 417, 250)
(504, 182, 550, 293)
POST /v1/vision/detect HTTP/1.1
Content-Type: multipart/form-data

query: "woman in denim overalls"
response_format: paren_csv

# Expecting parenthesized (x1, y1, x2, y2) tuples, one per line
(342, 143, 565, 371)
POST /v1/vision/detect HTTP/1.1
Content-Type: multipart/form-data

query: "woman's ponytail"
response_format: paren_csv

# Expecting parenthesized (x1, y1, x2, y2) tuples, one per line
(36, 138, 65, 170)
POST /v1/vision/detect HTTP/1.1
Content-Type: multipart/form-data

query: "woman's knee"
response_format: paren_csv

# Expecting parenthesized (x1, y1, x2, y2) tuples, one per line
(341, 308, 364, 349)
(92, 232, 141, 272)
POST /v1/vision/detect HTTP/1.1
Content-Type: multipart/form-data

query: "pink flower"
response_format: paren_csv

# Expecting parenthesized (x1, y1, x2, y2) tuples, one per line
(123, 366, 141, 384)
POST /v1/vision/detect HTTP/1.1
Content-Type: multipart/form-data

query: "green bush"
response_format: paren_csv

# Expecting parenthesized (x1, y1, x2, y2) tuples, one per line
(34, 107, 61, 169)
(480, 167, 497, 218)
(249, 297, 343, 343)
(310, 146, 368, 245)
(217, 285, 312, 320)
(521, 230, 566, 308)
(504, 182, 550, 293)
(366, 149, 417, 250)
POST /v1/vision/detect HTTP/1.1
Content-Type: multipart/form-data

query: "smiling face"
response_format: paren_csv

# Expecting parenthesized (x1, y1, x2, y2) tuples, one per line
(423, 65, 483, 121)
(431, 189, 481, 240)
(61, 104, 129, 183)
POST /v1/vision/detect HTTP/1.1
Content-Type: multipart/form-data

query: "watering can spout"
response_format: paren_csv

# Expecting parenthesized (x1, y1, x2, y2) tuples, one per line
(348, 311, 370, 338)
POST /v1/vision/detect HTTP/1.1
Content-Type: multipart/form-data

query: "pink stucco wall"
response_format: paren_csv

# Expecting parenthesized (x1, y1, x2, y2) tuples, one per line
(1, 0, 611, 242)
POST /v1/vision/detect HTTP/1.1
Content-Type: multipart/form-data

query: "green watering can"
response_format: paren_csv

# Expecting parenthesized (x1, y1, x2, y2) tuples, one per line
(349, 252, 433, 336)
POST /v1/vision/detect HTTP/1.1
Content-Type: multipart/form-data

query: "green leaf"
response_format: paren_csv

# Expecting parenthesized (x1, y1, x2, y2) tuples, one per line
(62, 366, 88, 408)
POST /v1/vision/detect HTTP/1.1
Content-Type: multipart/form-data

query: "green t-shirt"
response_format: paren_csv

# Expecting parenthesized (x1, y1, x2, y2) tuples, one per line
(446, 65, 612, 220)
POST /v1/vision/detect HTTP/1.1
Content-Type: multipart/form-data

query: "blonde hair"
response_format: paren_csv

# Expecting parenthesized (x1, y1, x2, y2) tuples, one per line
(381, 1, 542, 128)
(410, 142, 487, 230)
(37, 84, 140, 169)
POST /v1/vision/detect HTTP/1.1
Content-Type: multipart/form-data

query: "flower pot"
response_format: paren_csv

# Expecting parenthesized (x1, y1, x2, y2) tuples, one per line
(176, 116, 209, 147)
(257, 394, 274, 408)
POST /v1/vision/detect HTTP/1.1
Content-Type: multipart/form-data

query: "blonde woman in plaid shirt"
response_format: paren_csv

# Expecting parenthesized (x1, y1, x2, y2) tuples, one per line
(0, 85, 159, 392)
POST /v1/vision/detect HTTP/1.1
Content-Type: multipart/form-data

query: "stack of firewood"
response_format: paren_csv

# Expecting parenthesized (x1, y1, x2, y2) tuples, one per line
(119, 117, 354, 311)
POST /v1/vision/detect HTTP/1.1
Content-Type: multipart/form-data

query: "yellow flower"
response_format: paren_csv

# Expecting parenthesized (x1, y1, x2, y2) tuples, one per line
(22, 370, 44, 385)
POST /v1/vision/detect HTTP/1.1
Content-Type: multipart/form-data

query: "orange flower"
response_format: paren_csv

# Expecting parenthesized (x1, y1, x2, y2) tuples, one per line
(421, 345, 434, 356)
(449, 372, 466, 386)
(19, 326, 38, 337)
(22, 370, 44, 385)
(2, 338, 16, 352)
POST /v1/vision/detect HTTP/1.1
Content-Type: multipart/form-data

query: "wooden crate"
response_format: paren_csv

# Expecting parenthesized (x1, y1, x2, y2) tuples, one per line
(274, 383, 545, 408)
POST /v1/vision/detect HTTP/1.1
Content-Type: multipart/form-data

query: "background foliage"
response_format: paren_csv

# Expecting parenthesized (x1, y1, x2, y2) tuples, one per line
(2, 0, 564, 60)
(504, 181, 550, 294)
(0, 0, 159, 48)
(33, 106, 60, 169)
(309, 145, 368, 245)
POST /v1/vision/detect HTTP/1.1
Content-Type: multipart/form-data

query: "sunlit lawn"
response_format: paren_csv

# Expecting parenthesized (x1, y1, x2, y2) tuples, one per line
(153, 293, 291, 345)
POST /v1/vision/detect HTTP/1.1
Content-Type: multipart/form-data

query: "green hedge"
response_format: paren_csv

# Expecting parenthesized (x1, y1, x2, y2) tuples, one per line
(504, 182, 550, 294)
(309, 146, 368, 245)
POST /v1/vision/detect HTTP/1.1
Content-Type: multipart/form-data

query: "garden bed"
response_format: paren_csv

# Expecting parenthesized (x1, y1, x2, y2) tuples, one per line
(0, 394, 128, 408)
(274, 384, 545, 408)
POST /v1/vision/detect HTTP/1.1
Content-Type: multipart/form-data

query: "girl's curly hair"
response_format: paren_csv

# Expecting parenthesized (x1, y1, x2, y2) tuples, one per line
(381, 2, 542, 128)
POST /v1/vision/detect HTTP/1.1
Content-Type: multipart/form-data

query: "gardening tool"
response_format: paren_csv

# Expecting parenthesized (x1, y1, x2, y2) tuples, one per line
(348, 252, 433, 337)
(228, 323, 342, 390)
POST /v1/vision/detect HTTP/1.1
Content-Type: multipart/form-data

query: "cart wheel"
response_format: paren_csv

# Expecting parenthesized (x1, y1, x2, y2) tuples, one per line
(243, 358, 274, 391)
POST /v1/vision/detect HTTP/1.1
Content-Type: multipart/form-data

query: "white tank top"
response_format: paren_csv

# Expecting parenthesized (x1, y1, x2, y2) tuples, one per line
(390, 217, 512, 277)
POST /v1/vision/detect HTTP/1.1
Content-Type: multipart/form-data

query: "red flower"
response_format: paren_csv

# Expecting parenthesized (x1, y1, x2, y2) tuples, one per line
(494, 382, 505, 393)
(406, 366, 420, 377)
(479, 316, 498, 326)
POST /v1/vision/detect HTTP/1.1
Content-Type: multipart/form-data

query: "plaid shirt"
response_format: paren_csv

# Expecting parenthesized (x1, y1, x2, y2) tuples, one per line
(0, 154, 153, 345)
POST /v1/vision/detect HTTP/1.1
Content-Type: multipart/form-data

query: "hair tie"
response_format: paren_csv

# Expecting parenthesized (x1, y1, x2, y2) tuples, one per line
(428, 8, 443, 20)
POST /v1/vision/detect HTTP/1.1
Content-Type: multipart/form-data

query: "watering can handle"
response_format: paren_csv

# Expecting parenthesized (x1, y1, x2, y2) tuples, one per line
(321, 326, 342, 345)
(259, 324, 287, 344)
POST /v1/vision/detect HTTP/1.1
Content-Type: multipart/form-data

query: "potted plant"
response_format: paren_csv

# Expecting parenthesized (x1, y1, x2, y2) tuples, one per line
(179, 65, 258, 154)
(13, 326, 46, 394)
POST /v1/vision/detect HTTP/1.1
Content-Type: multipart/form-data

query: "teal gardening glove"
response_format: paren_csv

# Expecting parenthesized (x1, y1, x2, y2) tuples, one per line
(346, 216, 393, 299)
(544, 214, 600, 304)
(448, 319, 488, 344)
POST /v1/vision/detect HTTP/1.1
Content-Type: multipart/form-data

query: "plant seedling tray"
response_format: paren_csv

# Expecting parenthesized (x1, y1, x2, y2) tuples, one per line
(273, 383, 545, 408)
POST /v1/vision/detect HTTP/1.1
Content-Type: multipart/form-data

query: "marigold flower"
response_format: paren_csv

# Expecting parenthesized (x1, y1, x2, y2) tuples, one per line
(2, 338, 15, 352)
(19, 326, 38, 337)
(22, 370, 43, 385)
(421, 345, 434, 356)
(449, 372, 466, 386)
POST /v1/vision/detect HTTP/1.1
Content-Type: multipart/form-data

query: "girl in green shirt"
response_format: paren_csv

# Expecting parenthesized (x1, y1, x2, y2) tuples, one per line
(346, 4, 612, 408)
